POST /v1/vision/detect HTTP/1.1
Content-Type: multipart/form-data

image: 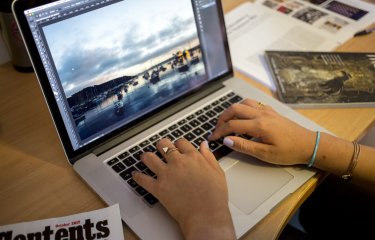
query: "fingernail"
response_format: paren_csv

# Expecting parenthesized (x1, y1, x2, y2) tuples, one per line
(202, 140, 209, 149)
(207, 133, 213, 140)
(223, 137, 234, 147)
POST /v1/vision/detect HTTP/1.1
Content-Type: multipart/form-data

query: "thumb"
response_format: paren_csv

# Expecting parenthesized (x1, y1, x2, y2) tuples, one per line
(223, 136, 267, 160)
(199, 141, 217, 162)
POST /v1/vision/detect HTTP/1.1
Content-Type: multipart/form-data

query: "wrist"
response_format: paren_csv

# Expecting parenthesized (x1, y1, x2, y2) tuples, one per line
(307, 131, 321, 167)
(295, 128, 317, 165)
(180, 207, 236, 240)
(308, 133, 354, 175)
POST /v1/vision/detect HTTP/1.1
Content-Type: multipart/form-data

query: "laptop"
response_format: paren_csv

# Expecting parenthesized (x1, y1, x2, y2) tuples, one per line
(12, 0, 326, 239)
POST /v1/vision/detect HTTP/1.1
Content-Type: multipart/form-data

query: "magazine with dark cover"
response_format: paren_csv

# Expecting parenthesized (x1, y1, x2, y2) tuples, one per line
(265, 51, 375, 108)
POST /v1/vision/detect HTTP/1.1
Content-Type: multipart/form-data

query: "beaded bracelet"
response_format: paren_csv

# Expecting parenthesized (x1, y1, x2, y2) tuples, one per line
(308, 131, 320, 168)
(341, 141, 361, 181)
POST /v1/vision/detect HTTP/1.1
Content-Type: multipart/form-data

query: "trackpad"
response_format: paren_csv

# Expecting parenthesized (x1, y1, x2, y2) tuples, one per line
(224, 153, 293, 214)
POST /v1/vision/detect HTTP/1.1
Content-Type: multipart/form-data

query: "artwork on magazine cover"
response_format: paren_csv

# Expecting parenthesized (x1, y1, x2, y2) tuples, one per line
(265, 51, 375, 108)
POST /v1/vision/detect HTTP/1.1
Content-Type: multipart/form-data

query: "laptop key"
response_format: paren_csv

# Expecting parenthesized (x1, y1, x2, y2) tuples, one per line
(135, 161, 147, 171)
(168, 124, 178, 131)
(227, 92, 235, 97)
(144, 168, 155, 177)
(212, 145, 233, 160)
(192, 127, 204, 136)
(229, 95, 243, 103)
(183, 132, 196, 141)
(201, 122, 212, 131)
(177, 119, 187, 125)
(165, 134, 175, 141)
(189, 119, 200, 127)
(139, 140, 150, 148)
(180, 124, 192, 132)
(133, 151, 143, 160)
(112, 162, 126, 173)
(213, 106, 224, 113)
(123, 156, 137, 167)
(143, 145, 156, 153)
(208, 141, 220, 151)
(203, 132, 211, 140)
(144, 193, 159, 206)
(149, 134, 159, 142)
(171, 129, 184, 138)
(117, 152, 129, 160)
(159, 129, 169, 136)
(197, 115, 208, 123)
(127, 178, 139, 189)
(203, 105, 211, 111)
(129, 145, 140, 154)
(209, 118, 217, 126)
(206, 110, 217, 118)
(187, 114, 195, 120)
(120, 166, 136, 181)
(193, 137, 205, 147)
(221, 101, 231, 109)
(135, 186, 148, 196)
(219, 96, 228, 102)
(107, 157, 119, 166)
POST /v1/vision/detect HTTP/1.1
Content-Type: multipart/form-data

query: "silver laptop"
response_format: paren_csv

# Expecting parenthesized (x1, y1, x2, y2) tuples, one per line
(13, 0, 325, 239)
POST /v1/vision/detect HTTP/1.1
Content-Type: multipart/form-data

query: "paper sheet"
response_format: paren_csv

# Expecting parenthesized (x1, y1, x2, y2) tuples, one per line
(225, 0, 375, 91)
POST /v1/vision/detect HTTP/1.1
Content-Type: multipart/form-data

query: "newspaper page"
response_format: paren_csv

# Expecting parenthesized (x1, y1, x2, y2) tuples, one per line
(0, 204, 124, 240)
(225, 0, 375, 91)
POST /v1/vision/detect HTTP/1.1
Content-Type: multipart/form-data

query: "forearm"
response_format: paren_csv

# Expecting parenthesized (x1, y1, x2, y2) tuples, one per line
(311, 132, 375, 185)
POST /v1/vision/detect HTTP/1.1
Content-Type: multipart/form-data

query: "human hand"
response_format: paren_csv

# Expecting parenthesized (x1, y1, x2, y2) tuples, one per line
(208, 98, 316, 166)
(132, 138, 236, 240)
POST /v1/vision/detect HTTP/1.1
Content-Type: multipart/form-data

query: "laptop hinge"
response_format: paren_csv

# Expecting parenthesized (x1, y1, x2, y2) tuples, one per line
(92, 79, 227, 156)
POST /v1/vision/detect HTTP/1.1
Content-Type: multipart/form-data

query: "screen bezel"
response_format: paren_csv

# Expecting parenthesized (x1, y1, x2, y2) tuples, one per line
(12, 0, 233, 164)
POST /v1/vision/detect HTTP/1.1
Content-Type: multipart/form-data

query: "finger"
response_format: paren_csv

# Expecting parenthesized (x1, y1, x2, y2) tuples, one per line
(241, 98, 274, 112)
(216, 103, 259, 126)
(132, 171, 157, 195)
(209, 119, 256, 140)
(199, 141, 217, 163)
(157, 138, 181, 162)
(210, 104, 260, 141)
(174, 138, 196, 153)
(141, 152, 165, 175)
(223, 136, 270, 160)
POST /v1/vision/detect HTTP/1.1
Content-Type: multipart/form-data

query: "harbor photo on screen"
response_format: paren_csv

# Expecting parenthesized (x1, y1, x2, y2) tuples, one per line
(42, 0, 206, 143)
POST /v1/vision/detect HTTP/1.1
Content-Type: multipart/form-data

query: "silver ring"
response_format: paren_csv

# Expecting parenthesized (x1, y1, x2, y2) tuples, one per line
(162, 147, 179, 155)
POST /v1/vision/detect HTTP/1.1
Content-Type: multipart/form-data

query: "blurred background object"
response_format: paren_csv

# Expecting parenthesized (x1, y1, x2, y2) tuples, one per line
(0, 0, 33, 72)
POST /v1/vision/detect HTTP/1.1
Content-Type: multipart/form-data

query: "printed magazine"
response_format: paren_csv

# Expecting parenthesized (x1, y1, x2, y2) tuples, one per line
(0, 204, 123, 240)
(265, 51, 375, 108)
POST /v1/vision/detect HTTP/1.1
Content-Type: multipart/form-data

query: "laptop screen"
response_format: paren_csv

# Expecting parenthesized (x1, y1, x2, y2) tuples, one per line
(21, 0, 231, 152)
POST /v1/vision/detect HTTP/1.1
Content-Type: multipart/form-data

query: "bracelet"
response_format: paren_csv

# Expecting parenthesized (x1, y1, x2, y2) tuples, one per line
(308, 131, 320, 168)
(341, 141, 361, 181)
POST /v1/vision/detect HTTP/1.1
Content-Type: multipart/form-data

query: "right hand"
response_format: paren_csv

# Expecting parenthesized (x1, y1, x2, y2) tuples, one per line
(208, 98, 316, 166)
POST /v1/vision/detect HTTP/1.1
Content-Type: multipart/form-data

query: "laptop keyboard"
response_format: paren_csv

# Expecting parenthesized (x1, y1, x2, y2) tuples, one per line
(106, 91, 243, 206)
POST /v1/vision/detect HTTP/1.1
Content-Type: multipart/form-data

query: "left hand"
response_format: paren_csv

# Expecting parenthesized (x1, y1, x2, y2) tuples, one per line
(132, 138, 236, 240)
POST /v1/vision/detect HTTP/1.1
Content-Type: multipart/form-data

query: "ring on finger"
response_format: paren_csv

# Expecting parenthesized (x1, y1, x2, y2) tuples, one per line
(162, 147, 179, 156)
(256, 101, 266, 110)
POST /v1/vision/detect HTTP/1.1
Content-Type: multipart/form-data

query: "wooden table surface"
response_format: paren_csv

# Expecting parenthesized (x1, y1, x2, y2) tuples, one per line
(1, 0, 374, 239)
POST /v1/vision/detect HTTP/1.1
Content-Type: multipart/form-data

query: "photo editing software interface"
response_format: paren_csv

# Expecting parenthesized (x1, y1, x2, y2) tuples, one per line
(24, 0, 229, 151)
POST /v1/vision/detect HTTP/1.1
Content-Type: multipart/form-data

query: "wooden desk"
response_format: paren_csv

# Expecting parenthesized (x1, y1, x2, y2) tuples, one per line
(1, 1, 374, 239)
